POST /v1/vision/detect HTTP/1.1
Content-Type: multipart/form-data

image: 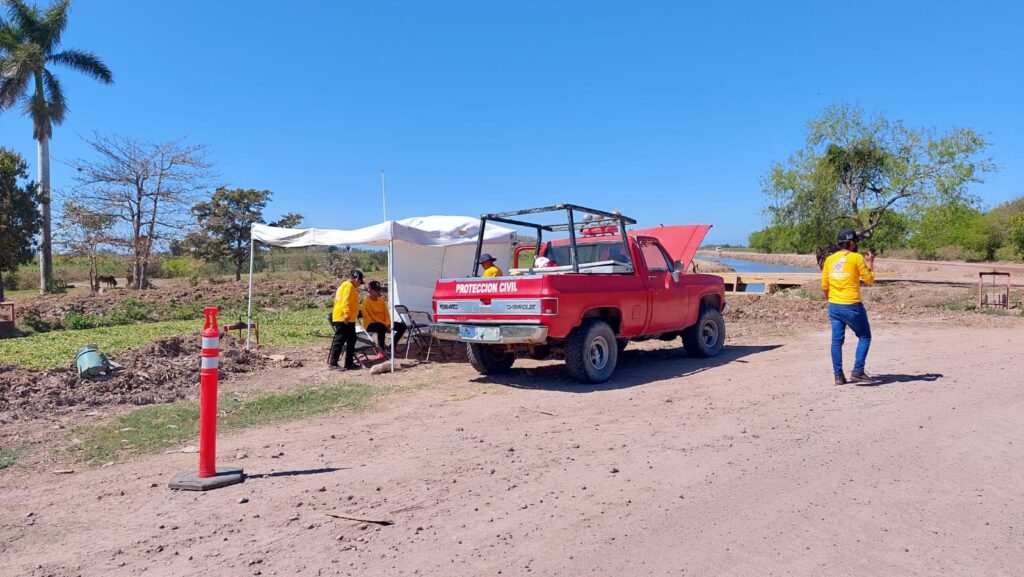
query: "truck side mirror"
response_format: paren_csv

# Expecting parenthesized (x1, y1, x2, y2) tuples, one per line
(672, 261, 683, 282)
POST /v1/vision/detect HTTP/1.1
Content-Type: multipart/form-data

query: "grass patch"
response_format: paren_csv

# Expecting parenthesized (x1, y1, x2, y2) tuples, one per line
(0, 445, 32, 470)
(0, 308, 329, 369)
(71, 383, 374, 464)
(0, 319, 198, 369)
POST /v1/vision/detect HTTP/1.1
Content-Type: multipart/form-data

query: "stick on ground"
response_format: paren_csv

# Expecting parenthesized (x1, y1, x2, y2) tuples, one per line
(324, 512, 394, 526)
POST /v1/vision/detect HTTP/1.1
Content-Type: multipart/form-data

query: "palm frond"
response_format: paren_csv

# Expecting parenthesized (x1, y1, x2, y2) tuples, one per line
(2, 0, 41, 43)
(21, 90, 49, 139)
(49, 48, 112, 83)
(39, 0, 69, 52)
(42, 66, 63, 124)
(0, 19, 23, 52)
(0, 64, 30, 109)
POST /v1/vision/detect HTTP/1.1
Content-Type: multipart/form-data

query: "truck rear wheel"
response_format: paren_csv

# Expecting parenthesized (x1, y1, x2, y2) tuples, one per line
(682, 305, 725, 358)
(467, 343, 515, 375)
(565, 319, 618, 383)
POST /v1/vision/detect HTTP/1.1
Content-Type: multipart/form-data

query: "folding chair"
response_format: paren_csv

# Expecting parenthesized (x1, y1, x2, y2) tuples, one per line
(353, 323, 384, 365)
(325, 313, 383, 366)
(394, 305, 452, 361)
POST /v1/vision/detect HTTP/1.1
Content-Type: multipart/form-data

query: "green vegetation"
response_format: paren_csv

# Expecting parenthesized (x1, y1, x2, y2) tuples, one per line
(751, 103, 1024, 261)
(0, 147, 41, 302)
(0, 444, 32, 470)
(72, 384, 375, 464)
(184, 187, 275, 281)
(0, 0, 115, 293)
(0, 308, 327, 369)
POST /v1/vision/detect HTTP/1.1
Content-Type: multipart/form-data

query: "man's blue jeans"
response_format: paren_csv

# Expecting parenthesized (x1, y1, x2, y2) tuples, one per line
(828, 302, 871, 375)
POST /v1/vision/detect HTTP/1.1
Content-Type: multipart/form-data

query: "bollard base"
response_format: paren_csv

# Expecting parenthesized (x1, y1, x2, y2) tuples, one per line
(169, 467, 245, 491)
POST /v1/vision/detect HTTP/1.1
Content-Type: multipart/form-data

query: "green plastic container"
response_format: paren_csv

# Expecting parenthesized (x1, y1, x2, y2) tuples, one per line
(76, 344, 107, 378)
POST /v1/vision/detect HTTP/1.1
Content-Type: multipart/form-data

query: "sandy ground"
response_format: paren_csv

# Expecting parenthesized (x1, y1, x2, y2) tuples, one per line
(2, 312, 1023, 576)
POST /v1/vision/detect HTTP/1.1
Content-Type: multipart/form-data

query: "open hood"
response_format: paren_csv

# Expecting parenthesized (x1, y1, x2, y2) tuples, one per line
(631, 224, 712, 270)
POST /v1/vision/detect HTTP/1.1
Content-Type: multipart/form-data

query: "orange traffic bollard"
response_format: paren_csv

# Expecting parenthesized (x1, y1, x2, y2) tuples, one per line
(169, 307, 245, 491)
(198, 307, 220, 477)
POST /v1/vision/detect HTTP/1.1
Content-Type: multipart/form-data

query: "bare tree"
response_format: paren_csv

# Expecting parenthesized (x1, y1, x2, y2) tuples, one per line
(68, 134, 212, 289)
(55, 200, 115, 292)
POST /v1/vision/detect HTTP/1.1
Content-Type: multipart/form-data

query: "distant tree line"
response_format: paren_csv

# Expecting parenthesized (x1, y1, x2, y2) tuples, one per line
(751, 103, 1024, 262)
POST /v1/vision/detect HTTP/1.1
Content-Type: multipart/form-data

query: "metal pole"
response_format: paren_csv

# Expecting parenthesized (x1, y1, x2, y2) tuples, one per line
(567, 208, 579, 273)
(389, 238, 395, 372)
(382, 170, 395, 372)
(472, 217, 486, 277)
(246, 235, 255, 350)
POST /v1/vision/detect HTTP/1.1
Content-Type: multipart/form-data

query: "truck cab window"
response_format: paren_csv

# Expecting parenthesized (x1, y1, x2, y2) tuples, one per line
(640, 241, 672, 272)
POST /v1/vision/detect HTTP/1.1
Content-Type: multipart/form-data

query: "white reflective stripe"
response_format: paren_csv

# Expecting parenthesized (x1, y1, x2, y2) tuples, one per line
(202, 337, 219, 349)
(201, 357, 220, 369)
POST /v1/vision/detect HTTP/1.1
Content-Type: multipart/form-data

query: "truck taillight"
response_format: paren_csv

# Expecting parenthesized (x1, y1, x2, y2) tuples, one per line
(540, 298, 558, 315)
(432, 300, 437, 315)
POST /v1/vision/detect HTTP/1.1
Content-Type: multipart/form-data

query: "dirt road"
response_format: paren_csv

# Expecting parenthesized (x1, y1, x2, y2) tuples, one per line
(2, 319, 1023, 577)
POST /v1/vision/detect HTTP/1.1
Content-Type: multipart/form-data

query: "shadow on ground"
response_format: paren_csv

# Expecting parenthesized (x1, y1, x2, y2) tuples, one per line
(472, 344, 784, 392)
(855, 373, 943, 387)
(247, 467, 344, 479)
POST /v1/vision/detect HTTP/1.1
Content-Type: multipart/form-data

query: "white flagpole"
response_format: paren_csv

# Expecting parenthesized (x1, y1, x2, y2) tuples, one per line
(246, 234, 255, 350)
(383, 170, 395, 372)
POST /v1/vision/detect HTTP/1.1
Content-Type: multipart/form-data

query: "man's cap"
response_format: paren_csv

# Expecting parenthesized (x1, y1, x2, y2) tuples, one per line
(368, 280, 382, 291)
(350, 270, 364, 280)
(478, 253, 495, 263)
(837, 229, 858, 244)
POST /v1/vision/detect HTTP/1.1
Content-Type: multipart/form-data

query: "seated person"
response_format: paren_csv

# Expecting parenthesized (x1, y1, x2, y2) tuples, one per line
(480, 253, 503, 277)
(361, 280, 407, 358)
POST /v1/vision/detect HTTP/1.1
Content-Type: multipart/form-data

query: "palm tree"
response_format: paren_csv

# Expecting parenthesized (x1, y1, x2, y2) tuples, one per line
(0, 0, 112, 293)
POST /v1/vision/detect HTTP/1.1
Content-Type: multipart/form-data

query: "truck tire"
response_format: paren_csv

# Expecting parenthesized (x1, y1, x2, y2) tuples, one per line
(682, 305, 725, 358)
(617, 340, 628, 355)
(467, 343, 515, 375)
(565, 319, 618, 383)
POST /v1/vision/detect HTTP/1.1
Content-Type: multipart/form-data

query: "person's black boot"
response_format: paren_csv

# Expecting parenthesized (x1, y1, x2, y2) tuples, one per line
(834, 373, 847, 386)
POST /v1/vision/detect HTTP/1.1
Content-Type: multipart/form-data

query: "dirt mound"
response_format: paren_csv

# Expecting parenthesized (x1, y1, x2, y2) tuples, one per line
(0, 332, 268, 421)
(692, 258, 734, 273)
(723, 291, 989, 340)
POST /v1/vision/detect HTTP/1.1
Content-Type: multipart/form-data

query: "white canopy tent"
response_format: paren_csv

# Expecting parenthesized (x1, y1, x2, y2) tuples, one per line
(246, 215, 516, 362)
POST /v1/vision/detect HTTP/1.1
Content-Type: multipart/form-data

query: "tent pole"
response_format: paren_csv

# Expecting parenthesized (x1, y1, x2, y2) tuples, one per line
(389, 239, 395, 372)
(246, 235, 255, 350)
(382, 170, 395, 372)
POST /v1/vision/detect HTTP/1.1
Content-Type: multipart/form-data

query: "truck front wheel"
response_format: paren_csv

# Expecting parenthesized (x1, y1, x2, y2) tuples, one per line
(467, 343, 515, 375)
(565, 319, 618, 383)
(682, 305, 726, 358)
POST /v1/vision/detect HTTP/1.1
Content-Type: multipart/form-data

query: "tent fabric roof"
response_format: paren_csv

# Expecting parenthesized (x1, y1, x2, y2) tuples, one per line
(251, 215, 515, 248)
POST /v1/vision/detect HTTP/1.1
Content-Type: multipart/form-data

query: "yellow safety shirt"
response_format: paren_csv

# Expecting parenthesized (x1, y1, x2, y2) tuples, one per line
(361, 297, 391, 327)
(332, 280, 360, 322)
(482, 265, 502, 278)
(821, 250, 874, 305)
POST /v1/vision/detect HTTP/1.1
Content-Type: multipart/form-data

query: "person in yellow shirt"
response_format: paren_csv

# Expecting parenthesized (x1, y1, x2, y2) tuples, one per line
(329, 270, 364, 370)
(361, 280, 407, 359)
(821, 229, 875, 385)
(479, 253, 502, 277)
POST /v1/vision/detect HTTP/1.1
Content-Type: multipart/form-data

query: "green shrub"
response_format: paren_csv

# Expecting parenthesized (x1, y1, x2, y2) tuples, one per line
(2, 271, 18, 291)
(21, 312, 57, 333)
(161, 257, 208, 279)
(117, 298, 153, 321)
(65, 312, 101, 330)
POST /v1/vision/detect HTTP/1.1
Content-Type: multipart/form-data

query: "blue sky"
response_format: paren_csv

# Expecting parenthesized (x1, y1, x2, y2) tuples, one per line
(1, 0, 1022, 244)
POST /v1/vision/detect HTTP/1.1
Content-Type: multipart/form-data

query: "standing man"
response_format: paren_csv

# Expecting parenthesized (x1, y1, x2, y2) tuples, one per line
(479, 253, 503, 277)
(329, 270, 364, 370)
(822, 229, 875, 385)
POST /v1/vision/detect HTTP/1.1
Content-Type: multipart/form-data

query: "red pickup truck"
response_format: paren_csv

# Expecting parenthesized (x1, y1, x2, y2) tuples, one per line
(431, 204, 726, 383)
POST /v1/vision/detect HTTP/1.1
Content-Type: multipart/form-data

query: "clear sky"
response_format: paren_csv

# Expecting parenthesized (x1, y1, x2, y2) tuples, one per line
(1, 0, 1022, 244)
